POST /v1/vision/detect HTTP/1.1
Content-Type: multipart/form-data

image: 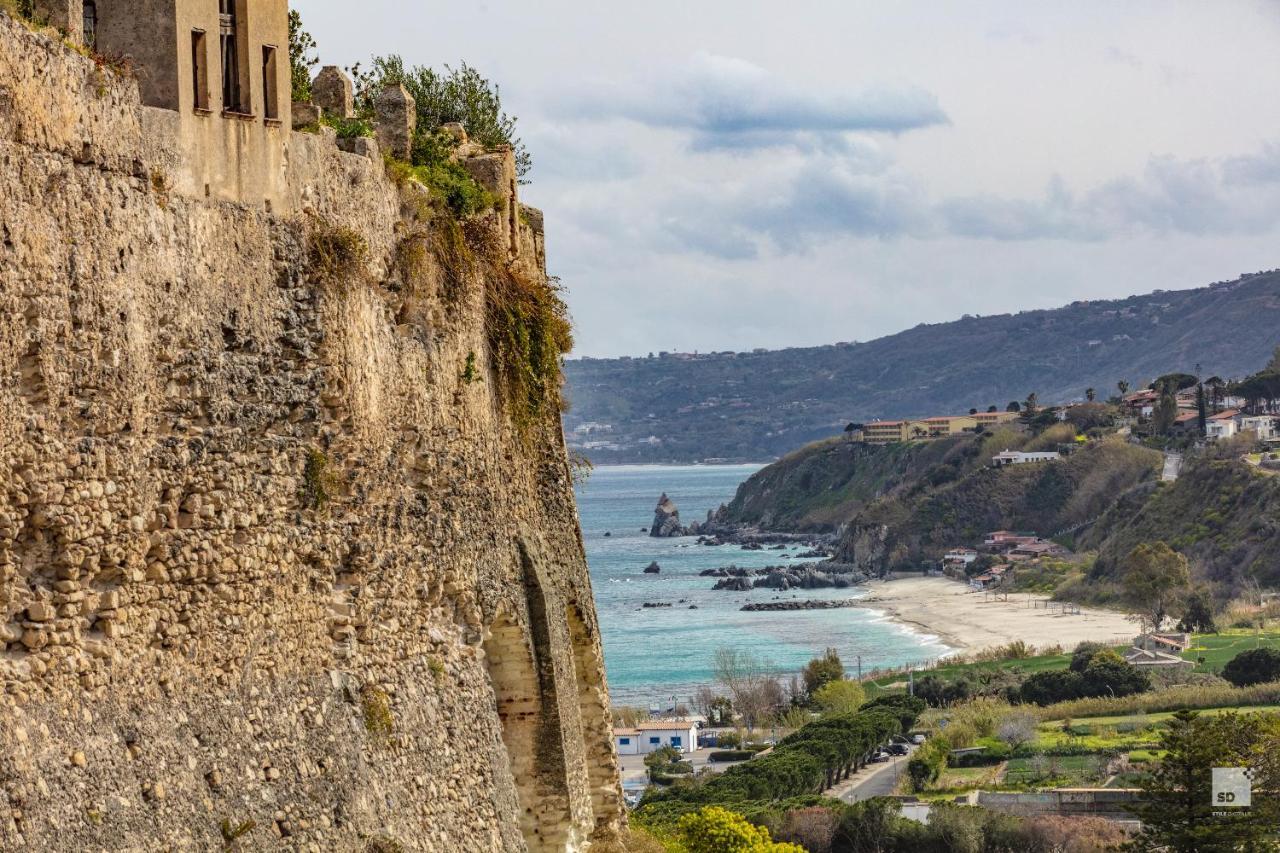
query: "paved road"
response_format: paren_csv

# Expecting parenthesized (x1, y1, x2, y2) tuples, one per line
(830, 748, 915, 803)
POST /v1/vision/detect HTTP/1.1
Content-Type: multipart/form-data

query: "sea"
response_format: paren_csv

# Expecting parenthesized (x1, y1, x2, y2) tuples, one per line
(575, 464, 952, 708)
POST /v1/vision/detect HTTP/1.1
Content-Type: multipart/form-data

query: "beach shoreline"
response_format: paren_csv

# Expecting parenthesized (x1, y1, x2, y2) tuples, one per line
(856, 575, 1136, 656)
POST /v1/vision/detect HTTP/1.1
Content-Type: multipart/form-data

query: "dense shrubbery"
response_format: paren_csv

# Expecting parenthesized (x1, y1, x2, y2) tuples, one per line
(351, 56, 531, 180)
(638, 696, 922, 828)
(1017, 649, 1150, 706)
(1222, 647, 1280, 687)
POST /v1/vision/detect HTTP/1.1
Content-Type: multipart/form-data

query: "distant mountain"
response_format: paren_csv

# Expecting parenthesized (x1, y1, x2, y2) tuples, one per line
(563, 270, 1280, 463)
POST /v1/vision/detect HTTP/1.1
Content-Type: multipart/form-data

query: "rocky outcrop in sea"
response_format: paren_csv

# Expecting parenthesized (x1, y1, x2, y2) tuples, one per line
(741, 599, 860, 612)
(701, 562, 868, 591)
(650, 493, 689, 537)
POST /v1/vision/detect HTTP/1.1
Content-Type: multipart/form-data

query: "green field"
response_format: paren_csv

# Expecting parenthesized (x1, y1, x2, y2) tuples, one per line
(1183, 630, 1280, 671)
(865, 651, 1075, 693)
(866, 630, 1280, 695)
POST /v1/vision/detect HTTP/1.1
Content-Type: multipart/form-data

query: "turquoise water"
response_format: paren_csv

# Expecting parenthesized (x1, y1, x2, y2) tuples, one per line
(576, 465, 952, 706)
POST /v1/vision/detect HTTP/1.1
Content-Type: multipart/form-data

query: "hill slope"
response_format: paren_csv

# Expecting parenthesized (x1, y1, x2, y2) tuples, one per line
(564, 271, 1280, 463)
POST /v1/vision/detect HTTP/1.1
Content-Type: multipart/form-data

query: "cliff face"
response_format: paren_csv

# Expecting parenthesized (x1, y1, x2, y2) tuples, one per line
(0, 16, 619, 852)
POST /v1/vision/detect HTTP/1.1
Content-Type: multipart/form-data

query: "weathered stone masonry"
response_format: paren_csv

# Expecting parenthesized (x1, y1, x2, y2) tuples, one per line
(0, 11, 621, 851)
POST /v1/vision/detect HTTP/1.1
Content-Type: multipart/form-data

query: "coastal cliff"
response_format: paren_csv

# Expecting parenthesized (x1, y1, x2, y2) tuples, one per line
(0, 14, 620, 852)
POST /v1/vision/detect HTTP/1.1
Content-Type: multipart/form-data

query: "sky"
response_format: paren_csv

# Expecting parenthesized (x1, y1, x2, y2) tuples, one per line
(296, 1, 1280, 358)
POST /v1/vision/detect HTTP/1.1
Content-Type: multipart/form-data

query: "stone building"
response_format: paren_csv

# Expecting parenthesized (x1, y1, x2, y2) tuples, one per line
(0, 8, 621, 851)
(34, 0, 293, 208)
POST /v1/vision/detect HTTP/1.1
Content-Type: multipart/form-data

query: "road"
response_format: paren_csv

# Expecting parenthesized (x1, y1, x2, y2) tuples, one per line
(829, 747, 915, 803)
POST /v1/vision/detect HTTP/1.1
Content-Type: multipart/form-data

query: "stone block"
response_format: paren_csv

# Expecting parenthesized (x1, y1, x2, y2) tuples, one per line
(375, 82, 416, 161)
(292, 102, 321, 131)
(312, 67, 353, 119)
(31, 0, 82, 43)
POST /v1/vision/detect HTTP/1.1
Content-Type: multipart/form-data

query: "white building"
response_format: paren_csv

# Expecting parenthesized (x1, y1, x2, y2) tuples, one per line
(1241, 416, 1278, 441)
(943, 548, 978, 566)
(614, 721, 699, 755)
(991, 450, 1061, 467)
(1206, 419, 1239, 441)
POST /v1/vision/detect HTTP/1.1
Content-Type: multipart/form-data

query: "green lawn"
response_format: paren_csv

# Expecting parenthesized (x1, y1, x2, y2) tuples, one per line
(1183, 630, 1280, 672)
(867, 630, 1280, 696)
(1005, 754, 1107, 785)
(865, 651, 1075, 692)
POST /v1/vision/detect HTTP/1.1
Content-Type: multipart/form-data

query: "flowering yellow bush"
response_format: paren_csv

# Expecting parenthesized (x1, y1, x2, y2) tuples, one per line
(675, 806, 805, 853)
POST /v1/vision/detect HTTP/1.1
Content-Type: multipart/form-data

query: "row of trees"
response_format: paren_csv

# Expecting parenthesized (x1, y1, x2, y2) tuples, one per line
(641, 694, 923, 814)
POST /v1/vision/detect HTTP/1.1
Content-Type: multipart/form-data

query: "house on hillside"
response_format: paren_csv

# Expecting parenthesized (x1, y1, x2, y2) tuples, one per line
(991, 450, 1062, 467)
(924, 416, 978, 438)
(984, 531, 1040, 550)
(1122, 390, 1161, 418)
(1206, 410, 1242, 440)
(614, 721, 698, 755)
(1170, 411, 1200, 435)
(1241, 415, 1279, 442)
(1008, 541, 1065, 561)
(943, 548, 979, 567)
(862, 420, 930, 444)
(969, 565, 1010, 590)
(973, 411, 1021, 428)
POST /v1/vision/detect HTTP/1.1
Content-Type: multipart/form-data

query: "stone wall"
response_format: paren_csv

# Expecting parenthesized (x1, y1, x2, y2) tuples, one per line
(0, 13, 622, 851)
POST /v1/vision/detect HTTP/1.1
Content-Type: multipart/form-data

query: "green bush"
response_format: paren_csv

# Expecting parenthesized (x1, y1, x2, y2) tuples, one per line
(1222, 648, 1280, 687)
(351, 57, 531, 180)
(321, 113, 374, 139)
(709, 750, 757, 762)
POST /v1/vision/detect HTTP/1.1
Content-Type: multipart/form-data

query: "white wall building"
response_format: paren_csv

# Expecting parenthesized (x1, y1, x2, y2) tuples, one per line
(614, 721, 699, 755)
(991, 450, 1061, 467)
(1241, 416, 1278, 441)
(1206, 419, 1239, 440)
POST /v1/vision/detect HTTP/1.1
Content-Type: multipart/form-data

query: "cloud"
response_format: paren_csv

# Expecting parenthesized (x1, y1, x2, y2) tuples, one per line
(645, 140, 1280, 253)
(554, 52, 949, 151)
(1223, 141, 1280, 185)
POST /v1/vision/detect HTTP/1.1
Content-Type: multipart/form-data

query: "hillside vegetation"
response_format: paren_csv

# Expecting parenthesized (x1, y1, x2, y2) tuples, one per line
(564, 270, 1280, 463)
(715, 435, 976, 532)
(842, 436, 1161, 567)
(715, 425, 1162, 572)
(1082, 450, 1280, 592)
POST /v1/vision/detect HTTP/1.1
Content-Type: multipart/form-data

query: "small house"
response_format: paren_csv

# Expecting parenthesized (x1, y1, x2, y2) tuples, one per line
(943, 548, 979, 566)
(1123, 648, 1193, 669)
(1241, 416, 1279, 442)
(614, 721, 698, 755)
(1206, 410, 1242, 441)
(1008, 541, 1063, 560)
(991, 450, 1061, 467)
(1133, 633, 1191, 654)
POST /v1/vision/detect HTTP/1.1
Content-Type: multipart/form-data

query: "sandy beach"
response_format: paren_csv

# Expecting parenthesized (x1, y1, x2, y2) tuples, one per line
(859, 576, 1137, 655)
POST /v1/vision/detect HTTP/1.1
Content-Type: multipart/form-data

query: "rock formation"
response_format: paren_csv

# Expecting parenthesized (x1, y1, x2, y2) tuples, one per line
(0, 16, 619, 851)
(643, 561, 661, 574)
(649, 493, 686, 537)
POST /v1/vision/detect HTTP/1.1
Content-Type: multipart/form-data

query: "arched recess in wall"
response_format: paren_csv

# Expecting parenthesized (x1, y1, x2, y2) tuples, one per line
(482, 542, 576, 851)
(566, 602, 623, 840)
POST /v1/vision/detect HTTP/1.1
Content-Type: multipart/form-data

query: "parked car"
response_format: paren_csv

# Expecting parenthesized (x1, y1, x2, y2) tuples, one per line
(911, 734, 926, 745)
(869, 751, 890, 763)
(886, 743, 909, 756)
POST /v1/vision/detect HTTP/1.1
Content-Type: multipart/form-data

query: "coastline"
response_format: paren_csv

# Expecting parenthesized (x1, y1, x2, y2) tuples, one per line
(856, 576, 1136, 655)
